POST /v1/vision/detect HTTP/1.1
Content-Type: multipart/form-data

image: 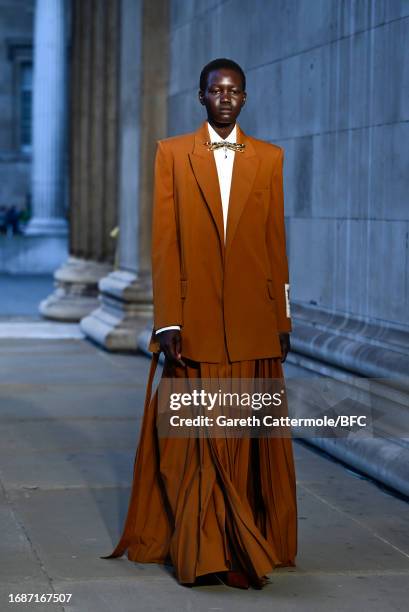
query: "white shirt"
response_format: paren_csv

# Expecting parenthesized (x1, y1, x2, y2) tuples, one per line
(206, 121, 237, 243)
(157, 122, 237, 334)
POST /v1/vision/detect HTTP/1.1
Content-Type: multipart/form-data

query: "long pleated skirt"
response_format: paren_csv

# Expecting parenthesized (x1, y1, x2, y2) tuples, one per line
(102, 344, 298, 585)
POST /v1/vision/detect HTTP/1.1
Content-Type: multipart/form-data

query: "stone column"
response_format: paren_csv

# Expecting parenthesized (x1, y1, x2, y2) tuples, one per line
(40, 0, 119, 320)
(80, 0, 169, 350)
(25, 0, 68, 237)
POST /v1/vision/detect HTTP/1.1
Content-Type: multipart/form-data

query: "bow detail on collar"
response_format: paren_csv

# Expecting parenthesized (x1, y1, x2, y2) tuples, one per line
(204, 141, 246, 152)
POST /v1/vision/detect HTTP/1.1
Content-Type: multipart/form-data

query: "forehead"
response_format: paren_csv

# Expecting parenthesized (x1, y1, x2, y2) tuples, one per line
(206, 68, 242, 88)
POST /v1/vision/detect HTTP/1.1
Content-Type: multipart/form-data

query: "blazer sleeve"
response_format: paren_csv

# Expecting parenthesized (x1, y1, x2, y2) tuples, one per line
(266, 146, 292, 333)
(151, 140, 183, 331)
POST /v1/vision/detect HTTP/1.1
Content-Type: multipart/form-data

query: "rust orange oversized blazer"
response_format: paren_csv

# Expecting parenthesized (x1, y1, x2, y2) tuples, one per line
(148, 120, 292, 363)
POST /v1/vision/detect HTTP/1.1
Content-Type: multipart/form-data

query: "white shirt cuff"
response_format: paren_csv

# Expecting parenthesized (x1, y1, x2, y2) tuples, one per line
(156, 325, 181, 334)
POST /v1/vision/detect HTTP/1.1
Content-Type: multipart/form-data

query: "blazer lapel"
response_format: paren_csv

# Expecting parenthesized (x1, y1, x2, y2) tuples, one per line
(188, 121, 225, 252)
(225, 123, 259, 259)
(188, 121, 259, 261)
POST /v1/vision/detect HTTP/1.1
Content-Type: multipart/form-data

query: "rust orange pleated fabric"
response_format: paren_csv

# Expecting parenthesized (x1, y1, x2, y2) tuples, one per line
(102, 346, 298, 585)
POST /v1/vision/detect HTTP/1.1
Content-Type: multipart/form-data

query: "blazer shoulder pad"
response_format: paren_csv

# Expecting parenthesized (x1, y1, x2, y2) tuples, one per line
(248, 136, 283, 157)
(156, 131, 195, 152)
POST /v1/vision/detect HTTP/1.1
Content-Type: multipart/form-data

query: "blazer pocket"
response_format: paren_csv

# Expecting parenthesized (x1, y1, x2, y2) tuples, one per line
(266, 280, 278, 328)
(253, 188, 270, 199)
(180, 280, 188, 299)
(266, 280, 275, 300)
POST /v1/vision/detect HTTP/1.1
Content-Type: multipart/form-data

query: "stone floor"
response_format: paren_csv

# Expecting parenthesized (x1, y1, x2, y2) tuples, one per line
(0, 329, 408, 611)
(0, 273, 54, 318)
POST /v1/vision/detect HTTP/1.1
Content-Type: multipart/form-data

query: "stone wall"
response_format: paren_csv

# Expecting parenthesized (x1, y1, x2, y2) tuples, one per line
(168, 0, 409, 330)
(0, 0, 34, 209)
(167, 0, 409, 495)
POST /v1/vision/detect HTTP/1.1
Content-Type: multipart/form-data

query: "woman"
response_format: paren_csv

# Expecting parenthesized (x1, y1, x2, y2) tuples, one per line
(102, 58, 297, 590)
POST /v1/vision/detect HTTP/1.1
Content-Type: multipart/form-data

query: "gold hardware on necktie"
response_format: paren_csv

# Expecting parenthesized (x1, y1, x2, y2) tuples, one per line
(204, 141, 246, 153)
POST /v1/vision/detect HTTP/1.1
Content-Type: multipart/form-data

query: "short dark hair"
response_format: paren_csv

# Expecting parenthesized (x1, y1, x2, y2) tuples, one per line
(199, 58, 246, 92)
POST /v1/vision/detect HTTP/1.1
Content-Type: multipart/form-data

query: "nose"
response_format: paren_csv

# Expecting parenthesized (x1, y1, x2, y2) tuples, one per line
(220, 91, 231, 104)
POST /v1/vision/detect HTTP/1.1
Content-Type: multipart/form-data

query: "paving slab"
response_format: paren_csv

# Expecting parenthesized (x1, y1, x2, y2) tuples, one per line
(294, 444, 409, 549)
(5, 453, 409, 579)
(295, 484, 409, 573)
(0, 353, 143, 385)
(0, 337, 408, 612)
(0, 488, 46, 583)
(0, 419, 140, 454)
(0, 448, 136, 490)
(7, 487, 166, 581)
(0, 273, 54, 318)
(298, 476, 409, 555)
(0, 384, 147, 420)
(49, 572, 408, 612)
(0, 322, 85, 339)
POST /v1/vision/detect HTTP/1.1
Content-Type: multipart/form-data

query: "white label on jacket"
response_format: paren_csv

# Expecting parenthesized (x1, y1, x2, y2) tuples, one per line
(285, 283, 291, 317)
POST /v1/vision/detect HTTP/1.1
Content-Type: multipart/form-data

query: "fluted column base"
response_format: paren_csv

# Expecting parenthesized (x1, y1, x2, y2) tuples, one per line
(287, 302, 409, 497)
(24, 217, 68, 236)
(40, 256, 113, 321)
(80, 270, 153, 351)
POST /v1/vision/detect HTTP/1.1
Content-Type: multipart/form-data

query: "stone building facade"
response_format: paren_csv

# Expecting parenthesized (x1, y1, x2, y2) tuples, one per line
(0, 0, 69, 273)
(0, 0, 34, 220)
(33, 0, 409, 494)
(161, 0, 409, 493)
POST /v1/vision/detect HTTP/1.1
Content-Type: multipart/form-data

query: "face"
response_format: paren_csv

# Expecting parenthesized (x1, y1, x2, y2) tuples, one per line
(199, 68, 246, 124)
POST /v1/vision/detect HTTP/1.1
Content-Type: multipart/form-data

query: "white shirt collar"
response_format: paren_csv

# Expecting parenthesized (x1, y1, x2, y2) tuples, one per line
(207, 121, 237, 143)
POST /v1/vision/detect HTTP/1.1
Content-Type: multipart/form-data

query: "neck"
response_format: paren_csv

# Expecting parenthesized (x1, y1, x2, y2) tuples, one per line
(207, 119, 236, 140)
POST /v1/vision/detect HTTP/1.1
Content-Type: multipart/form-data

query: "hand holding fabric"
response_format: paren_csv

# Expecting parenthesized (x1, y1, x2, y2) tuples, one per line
(156, 329, 185, 368)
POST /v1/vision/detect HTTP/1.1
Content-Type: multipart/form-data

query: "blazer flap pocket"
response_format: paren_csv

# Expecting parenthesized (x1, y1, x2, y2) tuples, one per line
(267, 280, 275, 300)
(253, 188, 270, 197)
(180, 280, 188, 299)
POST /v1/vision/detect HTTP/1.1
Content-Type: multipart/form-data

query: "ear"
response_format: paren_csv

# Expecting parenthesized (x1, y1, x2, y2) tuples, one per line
(241, 93, 247, 106)
(198, 90, 205, 106)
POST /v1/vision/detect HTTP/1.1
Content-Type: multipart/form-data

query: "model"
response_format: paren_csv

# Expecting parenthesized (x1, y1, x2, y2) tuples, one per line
(102, 57, 297, 590)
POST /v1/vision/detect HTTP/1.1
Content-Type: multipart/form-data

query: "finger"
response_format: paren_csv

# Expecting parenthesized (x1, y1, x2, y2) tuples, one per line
(164, 340, 182, 369)
(163, 343, 173, 363)
(175, 334, 182, 358)
(174, 335, 185, 368)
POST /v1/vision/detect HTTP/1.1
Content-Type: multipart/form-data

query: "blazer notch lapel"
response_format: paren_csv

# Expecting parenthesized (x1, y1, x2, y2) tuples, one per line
(187, 122, 259, 259)
(188, 124, 225, 250)
(189, 153, 224, 250)
(225, 132, 259, 256)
